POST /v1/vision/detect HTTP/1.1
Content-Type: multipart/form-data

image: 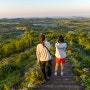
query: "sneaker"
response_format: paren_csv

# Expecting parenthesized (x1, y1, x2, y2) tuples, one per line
(47, 76, 50, 80)
(54, 72, 57, 76)
(61, 72, 64, 76)
(43, 79, 46, 83)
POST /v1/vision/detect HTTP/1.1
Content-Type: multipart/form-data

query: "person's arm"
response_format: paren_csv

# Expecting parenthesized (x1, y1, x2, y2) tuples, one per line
(36, 45, 40, 63)
(48, 42, 50, 50)
(45, 41, 50, 50)
(56, 43, 66, 49)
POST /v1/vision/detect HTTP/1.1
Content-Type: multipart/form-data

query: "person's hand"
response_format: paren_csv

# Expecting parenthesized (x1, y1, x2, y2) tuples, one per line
(37, 60, 40, 64)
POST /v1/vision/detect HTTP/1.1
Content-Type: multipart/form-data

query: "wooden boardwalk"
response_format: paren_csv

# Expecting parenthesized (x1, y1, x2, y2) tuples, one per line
(34, 59, 85, 90)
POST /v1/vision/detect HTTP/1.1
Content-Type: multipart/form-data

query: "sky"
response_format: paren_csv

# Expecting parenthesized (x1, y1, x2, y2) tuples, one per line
(0, 0, 90, 18)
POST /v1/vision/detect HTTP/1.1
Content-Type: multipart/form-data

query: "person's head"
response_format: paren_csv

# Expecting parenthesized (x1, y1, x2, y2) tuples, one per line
(57, 35, 64, 43)
(39, 34, 45, 46)
(39, 34, 45, 42)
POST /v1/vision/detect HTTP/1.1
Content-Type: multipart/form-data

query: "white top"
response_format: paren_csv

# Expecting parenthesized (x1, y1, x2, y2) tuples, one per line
(36, 41, 51, 62)
(55, 42, 67, 59)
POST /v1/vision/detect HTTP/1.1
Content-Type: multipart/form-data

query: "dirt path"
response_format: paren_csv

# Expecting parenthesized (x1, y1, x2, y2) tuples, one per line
(34, 59, 85, 90)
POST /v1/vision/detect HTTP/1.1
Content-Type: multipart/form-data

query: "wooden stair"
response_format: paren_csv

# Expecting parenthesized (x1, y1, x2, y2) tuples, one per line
(34, 59, 85, 90)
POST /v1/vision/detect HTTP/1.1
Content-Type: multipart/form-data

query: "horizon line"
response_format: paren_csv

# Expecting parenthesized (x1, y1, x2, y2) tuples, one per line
(0, 16, 90, 19)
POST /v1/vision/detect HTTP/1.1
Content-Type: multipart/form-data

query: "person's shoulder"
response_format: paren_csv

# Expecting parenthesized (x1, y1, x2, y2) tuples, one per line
(62, 43, 67, 46)
(45, 41, 50, 44)
(64, 43, 67, 45)
(37, 43, 42, 47)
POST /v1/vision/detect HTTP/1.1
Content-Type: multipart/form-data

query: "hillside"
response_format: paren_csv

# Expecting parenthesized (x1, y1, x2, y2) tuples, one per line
(0, 18, 90, 90)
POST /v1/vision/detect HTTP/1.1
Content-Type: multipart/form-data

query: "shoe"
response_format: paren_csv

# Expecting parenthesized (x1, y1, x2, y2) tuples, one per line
(43, 79, 46, 83)
(54, 72, 57, 76)
(61, 72, 64, 76)
(47, 76, 50, 80)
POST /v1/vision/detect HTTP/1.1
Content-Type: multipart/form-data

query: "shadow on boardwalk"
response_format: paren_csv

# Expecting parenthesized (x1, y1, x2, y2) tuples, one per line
(34, 59, 85, 90)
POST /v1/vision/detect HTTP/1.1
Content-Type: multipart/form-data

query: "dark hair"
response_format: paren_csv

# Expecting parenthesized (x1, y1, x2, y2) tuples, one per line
(57, 35, 64, 43)
(39, 34, 45, 46)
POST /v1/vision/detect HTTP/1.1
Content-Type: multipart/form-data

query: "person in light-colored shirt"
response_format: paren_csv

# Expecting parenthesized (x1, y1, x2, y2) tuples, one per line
(36, 34, 52, 82)
(36, 40, 51, 62)
(54, 35, 67, 76)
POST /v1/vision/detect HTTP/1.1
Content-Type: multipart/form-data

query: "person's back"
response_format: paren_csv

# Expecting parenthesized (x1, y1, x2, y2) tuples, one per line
(55, 42, 67, 59)
(54, 35, 67, 76)
(36, 34, 52, 82)
(36, 40, 51, 62)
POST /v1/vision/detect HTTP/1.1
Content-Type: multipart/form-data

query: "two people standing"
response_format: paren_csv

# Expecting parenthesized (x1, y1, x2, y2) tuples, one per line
(36, 34, 67, 82)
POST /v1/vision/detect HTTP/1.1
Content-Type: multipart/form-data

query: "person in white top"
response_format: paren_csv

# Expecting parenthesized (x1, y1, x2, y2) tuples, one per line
(36, 34, 52, 82)
(54, 35, 67, 76)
